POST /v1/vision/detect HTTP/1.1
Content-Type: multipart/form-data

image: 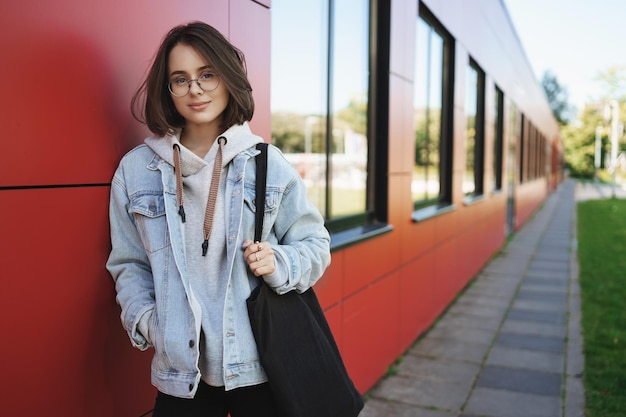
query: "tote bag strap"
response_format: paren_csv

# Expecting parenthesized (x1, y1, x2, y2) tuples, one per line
(254, 143, 268, 242)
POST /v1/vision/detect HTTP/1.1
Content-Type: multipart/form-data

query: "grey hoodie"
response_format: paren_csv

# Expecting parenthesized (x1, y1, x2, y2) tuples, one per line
(142, 123, 277, 386)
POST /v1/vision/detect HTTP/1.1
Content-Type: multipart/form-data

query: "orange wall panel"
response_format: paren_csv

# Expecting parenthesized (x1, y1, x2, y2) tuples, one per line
(342, 233, 401, 297)
(402, 214, 437, 263)
(341, 273, 402, 392)
(399, 255, 436, 351)
(433, 237, 461, 310)
(316, 253, 344, 310)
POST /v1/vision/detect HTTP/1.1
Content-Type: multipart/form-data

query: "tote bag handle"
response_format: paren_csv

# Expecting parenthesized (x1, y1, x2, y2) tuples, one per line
(254, 143, 268, 243)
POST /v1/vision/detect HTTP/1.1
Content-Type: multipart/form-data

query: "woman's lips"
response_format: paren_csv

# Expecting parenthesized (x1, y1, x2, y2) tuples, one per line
(189, 101, 209, 111)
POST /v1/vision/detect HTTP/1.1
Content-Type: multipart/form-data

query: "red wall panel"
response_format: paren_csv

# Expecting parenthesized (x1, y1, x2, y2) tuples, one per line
(0, 0, 245, 187)
(230, 0, 271, 142)
(0, 187, 154, 417)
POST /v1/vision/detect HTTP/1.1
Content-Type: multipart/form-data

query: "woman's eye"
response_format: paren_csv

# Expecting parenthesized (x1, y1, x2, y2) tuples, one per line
(174, 77, 188, 85)
(199, 72, 214, 80)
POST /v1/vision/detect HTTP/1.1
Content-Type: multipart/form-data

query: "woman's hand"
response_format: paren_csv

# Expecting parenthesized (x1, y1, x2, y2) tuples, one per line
(242, 239, 275, 276)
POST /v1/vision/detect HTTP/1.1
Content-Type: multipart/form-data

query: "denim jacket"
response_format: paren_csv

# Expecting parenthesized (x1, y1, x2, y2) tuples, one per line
(106, 125, 331, 398)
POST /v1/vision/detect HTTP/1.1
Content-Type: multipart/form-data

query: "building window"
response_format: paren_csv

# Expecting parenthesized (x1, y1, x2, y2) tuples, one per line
(271, 0, 389, 242)
(493, 86, 504, 191)
(464, 59, 485, 198)
(413, 7, 454, 214)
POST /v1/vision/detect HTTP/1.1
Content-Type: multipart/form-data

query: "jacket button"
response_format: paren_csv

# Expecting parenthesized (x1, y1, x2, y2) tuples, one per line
(189, 340, 195, 348)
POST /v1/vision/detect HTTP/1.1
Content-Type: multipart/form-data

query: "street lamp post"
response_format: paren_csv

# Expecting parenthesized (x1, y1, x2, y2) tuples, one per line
(604, 100, 620, 198)
(595, 125, 602, 182)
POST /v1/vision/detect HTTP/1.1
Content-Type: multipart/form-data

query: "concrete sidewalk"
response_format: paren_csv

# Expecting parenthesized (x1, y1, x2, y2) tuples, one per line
(360, 179, 604, 417)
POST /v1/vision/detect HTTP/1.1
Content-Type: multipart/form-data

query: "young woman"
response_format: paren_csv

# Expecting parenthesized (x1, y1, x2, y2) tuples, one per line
(106, 21, 331, 417)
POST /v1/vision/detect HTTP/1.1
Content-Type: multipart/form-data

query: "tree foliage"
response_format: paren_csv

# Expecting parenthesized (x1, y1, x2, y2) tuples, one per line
(560, 67, 626, 179)
(541, 70, 574, 125)
(592, 65, 626, 102)
(562, 105, 606, 178)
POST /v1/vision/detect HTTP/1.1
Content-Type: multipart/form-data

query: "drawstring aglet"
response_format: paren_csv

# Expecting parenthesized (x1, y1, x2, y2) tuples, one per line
(202, 239, 209, 257)
(178, 205, 186, 223)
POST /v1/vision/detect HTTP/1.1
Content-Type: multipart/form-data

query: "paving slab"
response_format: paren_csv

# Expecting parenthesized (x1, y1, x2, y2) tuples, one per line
(486, 345, 564, 373)
(516, 290, 568, 303)
(476, 365, 562, 396)
(359, 398, 458, 417)
(426, 323, 497, 346)
(512, 298, 567, 312)
(396, 355, 481, 382)
(432, 313, 503, 333)
(500, 318, 567, 338)
(520, 279, 568, 290)
(410, 336, 490, 363)
(445, 302, 509, 319)
(495, 332, 565, 353)
(464, 387, 561, 417)
(506, 308, 567, 325)
(371, 374, 471, 410)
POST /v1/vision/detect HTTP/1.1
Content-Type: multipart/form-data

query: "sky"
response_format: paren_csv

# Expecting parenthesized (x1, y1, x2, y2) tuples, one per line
(504, 0, 626, 113)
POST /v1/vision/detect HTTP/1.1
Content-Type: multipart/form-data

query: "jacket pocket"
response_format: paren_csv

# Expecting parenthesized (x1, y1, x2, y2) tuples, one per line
(129, 192, 171, 253)
(243, 184, 281, 238)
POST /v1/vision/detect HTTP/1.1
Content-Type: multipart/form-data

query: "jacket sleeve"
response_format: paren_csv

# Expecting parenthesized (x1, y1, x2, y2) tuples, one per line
(106, 164, 155, 350)
(265, 147, 331, 294)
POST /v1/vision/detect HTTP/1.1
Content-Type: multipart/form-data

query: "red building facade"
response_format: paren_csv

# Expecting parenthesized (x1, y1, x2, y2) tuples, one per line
(0, 1, 560, 415)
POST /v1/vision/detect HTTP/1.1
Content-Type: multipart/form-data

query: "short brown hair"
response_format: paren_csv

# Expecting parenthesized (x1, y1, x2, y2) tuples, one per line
(131, 21, 254, 136)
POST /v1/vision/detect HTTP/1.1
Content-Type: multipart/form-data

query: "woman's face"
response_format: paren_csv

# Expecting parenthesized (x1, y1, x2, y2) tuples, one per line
(167, 43, 229, 132)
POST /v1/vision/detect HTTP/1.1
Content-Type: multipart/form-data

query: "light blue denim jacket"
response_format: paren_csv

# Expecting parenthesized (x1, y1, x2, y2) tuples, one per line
(106, 124, 331, 398)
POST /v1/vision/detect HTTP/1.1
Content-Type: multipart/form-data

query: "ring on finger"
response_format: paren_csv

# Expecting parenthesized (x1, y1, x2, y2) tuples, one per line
(255, 253, 260, 262)
(257, 244, 264, 251)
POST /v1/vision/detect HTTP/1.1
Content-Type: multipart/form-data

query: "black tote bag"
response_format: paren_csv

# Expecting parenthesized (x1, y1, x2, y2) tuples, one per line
(246, 143, 364, 417)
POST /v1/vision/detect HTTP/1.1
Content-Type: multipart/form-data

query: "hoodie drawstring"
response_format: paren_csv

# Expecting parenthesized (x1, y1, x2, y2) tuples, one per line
(173, 144, 186, 223)
(173, 137, 227, 257)
(202, 136, 227, 256)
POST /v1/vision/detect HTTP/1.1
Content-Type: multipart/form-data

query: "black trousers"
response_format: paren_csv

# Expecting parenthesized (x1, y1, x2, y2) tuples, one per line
(152, 381, 278, 417)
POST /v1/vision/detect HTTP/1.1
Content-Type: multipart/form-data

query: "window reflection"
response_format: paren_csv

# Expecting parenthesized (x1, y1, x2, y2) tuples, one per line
(270, 0, 370, 221)
(465, 65, 478, 195)
(271, 0, 328, 212)
(331, 0, 369, 218)
(413, 16, 443, 207)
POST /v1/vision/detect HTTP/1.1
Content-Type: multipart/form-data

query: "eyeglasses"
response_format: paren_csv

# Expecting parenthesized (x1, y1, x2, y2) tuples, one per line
(168, 72, 220, 97)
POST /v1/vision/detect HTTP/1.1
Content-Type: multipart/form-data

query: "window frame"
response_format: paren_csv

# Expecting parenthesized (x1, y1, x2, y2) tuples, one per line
(321, 0, 393, 248)
(270, 0, 394, 250)
(412, 5, 455, 221)
(493, 85, 504, 191)
(464, 58, 486, 202)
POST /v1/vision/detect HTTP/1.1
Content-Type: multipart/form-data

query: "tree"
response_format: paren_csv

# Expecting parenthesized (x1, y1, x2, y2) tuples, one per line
(592, 65, 626, 102)
(541, 70, 574, 125)
(562, 105, 605, 178)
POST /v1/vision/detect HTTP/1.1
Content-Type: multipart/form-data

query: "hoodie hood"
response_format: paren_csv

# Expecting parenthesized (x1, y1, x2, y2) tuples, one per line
(144, 122, 265, 256)
(144, 122, 264, 176)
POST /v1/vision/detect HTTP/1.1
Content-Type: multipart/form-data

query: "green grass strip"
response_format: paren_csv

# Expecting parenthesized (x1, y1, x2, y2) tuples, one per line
(577, 198, 626, 416)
